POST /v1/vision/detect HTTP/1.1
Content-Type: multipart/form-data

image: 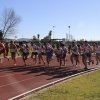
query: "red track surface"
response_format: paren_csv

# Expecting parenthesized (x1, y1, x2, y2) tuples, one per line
(0, 54, 99, 100)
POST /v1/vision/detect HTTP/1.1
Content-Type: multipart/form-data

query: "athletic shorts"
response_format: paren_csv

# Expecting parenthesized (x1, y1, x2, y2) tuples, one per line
(32, 52, 38, 55)
(96, 53, 100, 56)
(56, 54, 62, 58)
(82, 53, 91, 57)
(62, 53, 66, 58)
(11, 52, 16, 55)
(72, 53, 79, 56)
(46, 51, 52, 58)
(23, 52, 29, 56)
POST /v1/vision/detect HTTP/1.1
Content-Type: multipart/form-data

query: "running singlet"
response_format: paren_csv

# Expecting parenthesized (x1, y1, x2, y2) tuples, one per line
(71, 45, 79, 55)
(10, 44, 16, 52)
(20, 45, 28, 53)
(37, 46, 42, 53)
(84, 44, 91, 53)
(0, 43, 5, 53)
(56, 48, 62, 55)
(62, 47, 67, 54)
(80, 45, 84, 52)
(95, 46, 100, 53)
(31, 45, 37, 52)
(46, 46, 52, 53)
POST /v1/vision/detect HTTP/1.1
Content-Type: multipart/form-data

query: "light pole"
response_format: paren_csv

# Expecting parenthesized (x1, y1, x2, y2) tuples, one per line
(49, 30, 52, 45)
(53, 26, 55, 39)
(37, 34, 40, 42)
(68, 26, 70, 41)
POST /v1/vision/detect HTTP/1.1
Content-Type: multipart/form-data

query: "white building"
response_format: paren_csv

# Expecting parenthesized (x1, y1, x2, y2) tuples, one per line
(16, 38, 30, 42)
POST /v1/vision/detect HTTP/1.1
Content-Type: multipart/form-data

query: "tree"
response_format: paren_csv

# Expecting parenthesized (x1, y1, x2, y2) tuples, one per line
(48, 30, 52, 39)
(43, 30, 52, 40)
(0, 8, 21, 40)
(48, 30, 52, 43)
(80, 39, 84, 41)
(37, 34, 40, 39)
(0, 30, 3, 40)
(33, 36, 37, 40)
(43, 35, 50, 39)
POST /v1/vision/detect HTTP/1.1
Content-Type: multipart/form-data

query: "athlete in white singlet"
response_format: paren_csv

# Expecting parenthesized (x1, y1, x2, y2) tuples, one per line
(82, 41, 93, 70)
(9, 41, 17, 66)
(44, 43, 53, 67)
(61, 44, 67, 66)
(37, 42, 45, 65)
(30, 42, 38, 65)
(20, 42, 29, 66)
(70, 41, 80, 67)
(55, 45, 63, 68)
(94, 42, 100, 65)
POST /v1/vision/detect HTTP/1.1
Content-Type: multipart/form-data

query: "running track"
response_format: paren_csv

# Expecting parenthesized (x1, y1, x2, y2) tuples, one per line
(0, 54, 99, 100)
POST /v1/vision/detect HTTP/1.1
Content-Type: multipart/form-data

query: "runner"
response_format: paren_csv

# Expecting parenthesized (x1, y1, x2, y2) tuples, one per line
(44, 43, 53, 67)
(9, 41, 17, 66)
(55, 45, 63, 68)
(92, 44, 96, 55)
(61, 44, 67, 66)
(82, 41, 93, 70)
(37, 42, 45, 65)
(79, 42, 84, 55)
(70, 41, 80, 67)
(20, 42, 29, 66)
(94, 42, 100, 65)
(30, 42, 38, 65)
(0, 42, 9, 63)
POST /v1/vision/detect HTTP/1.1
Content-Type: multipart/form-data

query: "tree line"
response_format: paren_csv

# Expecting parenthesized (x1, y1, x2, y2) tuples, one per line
(0, 8, 21, 41)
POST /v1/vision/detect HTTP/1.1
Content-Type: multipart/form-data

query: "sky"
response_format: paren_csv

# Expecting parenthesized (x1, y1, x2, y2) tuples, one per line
(0, 0, 100, 41)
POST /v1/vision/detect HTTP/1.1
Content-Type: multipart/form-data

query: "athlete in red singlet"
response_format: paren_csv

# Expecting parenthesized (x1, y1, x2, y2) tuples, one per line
(0, 42, 9, 63)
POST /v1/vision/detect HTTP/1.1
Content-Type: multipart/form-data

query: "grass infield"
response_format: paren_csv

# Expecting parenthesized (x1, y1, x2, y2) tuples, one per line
(24, 70, 100, 100)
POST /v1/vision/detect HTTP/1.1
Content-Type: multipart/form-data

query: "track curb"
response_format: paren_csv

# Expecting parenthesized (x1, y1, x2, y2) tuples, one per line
(8, 67, 100, 100)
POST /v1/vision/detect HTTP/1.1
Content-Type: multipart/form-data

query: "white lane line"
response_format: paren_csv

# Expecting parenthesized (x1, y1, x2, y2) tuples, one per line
(0, 74, 46, 88)
(8, 67, 100, 100)
(0, 72, 26, 78)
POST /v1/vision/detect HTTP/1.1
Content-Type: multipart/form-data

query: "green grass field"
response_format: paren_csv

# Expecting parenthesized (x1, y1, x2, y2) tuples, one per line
(24, 70, 100, 100)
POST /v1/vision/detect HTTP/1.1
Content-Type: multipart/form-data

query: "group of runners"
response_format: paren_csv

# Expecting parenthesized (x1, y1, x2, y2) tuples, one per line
(0, 40, 100, 70)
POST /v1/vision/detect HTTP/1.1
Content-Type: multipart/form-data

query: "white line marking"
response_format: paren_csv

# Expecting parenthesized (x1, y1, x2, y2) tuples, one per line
(8, 67, 100, 100)
(0, 74, 46, 88)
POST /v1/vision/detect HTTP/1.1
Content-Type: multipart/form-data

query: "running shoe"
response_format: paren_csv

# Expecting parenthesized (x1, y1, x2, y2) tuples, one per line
(14, 64, 16, 66)
(38, 62, 41, 64)
(51, 57, 54, 60)
(64, 63, 66, 66)
(88, 62, 90, 65)
(24, 63, 27, 66)
(84, 67, 88, 70)
(47, 64, 50, 67)
(96, 62, 98, 65)
(44, 61, 46, 65)
(92, 60, 94, 64)
(8, 57, 9, 61)
(66, 59, 68, 61)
